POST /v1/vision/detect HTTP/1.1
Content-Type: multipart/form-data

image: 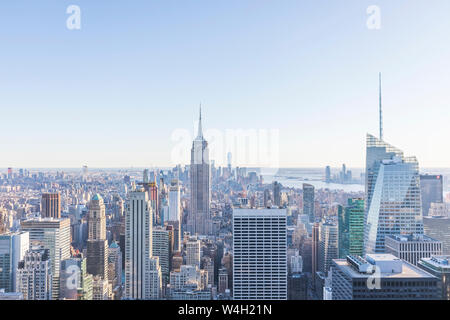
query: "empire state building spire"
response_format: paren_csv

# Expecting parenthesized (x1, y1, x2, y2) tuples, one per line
(197, 104, 203, 139)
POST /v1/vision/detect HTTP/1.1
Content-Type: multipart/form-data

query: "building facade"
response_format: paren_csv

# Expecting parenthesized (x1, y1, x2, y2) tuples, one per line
(233, 208, 287, 300)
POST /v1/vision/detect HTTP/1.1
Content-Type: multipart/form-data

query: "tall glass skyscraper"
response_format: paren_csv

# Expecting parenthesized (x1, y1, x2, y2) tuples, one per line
(303, 183, 315, 223)
(364, 134, 424, 254)
(338, 198, 365, 258)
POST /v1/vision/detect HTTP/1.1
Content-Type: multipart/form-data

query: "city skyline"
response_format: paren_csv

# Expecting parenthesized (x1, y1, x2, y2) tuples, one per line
(1, 1, 450, 168)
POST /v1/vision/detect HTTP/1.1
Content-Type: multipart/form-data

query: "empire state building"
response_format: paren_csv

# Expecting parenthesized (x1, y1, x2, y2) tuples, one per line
(189, 108, 211, 235)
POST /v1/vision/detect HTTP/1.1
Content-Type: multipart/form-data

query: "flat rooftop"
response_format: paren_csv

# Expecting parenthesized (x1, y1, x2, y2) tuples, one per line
(333, 258, 436, 279)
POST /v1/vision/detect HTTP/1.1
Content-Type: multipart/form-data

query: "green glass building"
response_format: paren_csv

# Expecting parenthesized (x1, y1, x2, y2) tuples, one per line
(338, 198, 364, 258)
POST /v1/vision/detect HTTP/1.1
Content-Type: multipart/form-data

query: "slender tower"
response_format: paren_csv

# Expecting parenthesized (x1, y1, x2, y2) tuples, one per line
(189, 106, 211, 235)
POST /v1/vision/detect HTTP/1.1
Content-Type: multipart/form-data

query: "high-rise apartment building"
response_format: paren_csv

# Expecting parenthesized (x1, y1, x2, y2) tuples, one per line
(233, 208, 287, 300)
(189, 108, 211, 235)
(41, 193, 61, 219)
(21, 218, 71, 300)
(364, 134, 423, 254)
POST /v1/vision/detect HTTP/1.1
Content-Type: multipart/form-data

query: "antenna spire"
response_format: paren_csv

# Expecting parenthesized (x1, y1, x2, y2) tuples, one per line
(379, 72, 383, 141)
(197, 103, 203, 138)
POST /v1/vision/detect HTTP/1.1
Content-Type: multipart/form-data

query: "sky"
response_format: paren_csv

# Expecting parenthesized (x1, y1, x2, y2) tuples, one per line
(0, 0, 449, 168)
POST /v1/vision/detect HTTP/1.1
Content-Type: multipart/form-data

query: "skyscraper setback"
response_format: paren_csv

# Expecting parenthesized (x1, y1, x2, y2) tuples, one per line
(189, 108, 211, 235)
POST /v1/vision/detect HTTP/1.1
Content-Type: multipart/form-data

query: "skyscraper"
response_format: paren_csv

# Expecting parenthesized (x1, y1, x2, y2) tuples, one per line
(0, 231, 29, 292)
(152, 227, 170, 288)
(41, 193, 61, 219)
(318, 221, 338, 276)
(273, 181, 281, 207)
(21, 218, 71, 300)
(86, 194, 109, 280)
(124, 187, 161, 299)
(420, 174, 444, 216)
(364, 134, 424, 254)
(338, 198, 365, 258)
(311, 222, 320, 284)
(189, 108, 211, 235)
(168, 179, 181, 251)
(233, 208, 287, 300)
(303, 184, 315, 223)
(325, 166, 331, 183)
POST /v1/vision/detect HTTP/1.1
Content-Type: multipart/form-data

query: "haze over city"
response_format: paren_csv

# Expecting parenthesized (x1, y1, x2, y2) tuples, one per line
(1, 1, 450, 168)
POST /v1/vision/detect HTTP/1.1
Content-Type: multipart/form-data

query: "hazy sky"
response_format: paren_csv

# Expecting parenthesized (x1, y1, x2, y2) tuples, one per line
(1, 1, 449, 168)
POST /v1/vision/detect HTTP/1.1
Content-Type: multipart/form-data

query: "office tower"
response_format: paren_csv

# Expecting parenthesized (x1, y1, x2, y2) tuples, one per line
(331, 254, 440, 300)
(423, 216, 450, 255)
(185, 237, 201, 268)
(311, 222, 320, 284)
(108, 242, 122, 288)
(189, 108, 211, 235)
(303, 184, 315, 223)
(86, 194, 108, 280)
(0, 231, 29, 292)
(420, 174, 444, 216)
(41, 193, 61, 219)
(218, 267, 228, 294)
(124, 188, 161, 299)
(233, 208, 287, 300)
(364, 134, 423, 254)
(21, 218, 71, 300)
(385, 234, 442, 266)
(338, 198, 365, 258)
(152, 227, 170, 288)
(325, 166, 331, 183)
(418, 256, 450, 300)
(60, 255, 93, 300)
(112, 194, 124, 221)
(318, 221, 338, 276)
(273, 181, 281, 207)
(16, 246, 53, 300)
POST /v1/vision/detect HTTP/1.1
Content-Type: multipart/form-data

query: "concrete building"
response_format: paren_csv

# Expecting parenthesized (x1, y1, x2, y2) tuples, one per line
(185, 237, 201, 268)
(385, 234, 442, 266)
(331, 254, 440, 300)
(124, 188, 161, 299)
(233, 208, 287, 300)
